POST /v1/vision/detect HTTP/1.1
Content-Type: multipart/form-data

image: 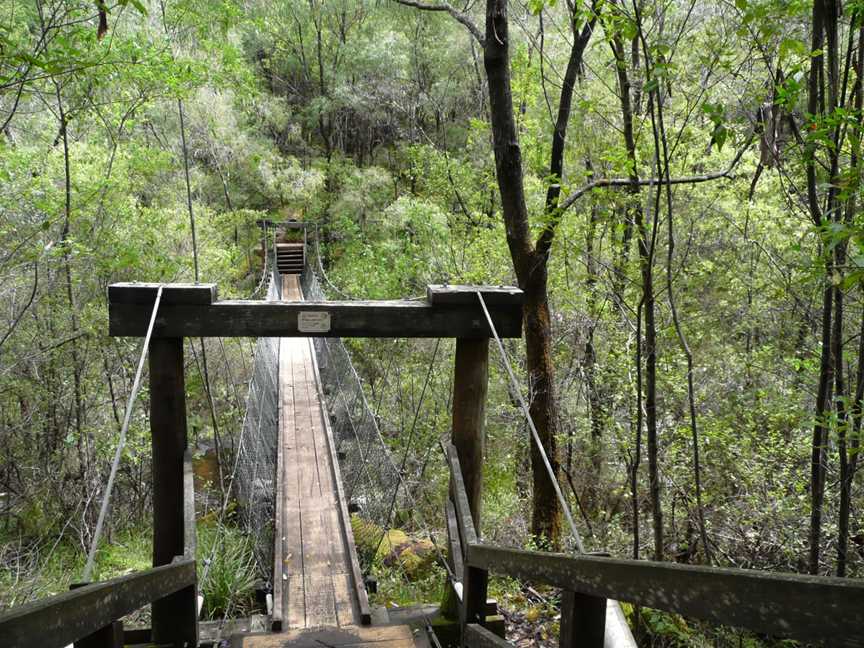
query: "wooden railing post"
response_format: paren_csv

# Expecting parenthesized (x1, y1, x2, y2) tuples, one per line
(451, 337, 489, 532)
(559, 590, 605, 648)
(449, 335, 490, 646)
(73, 620, 123, 648)
(463, 565, 489, 629)
(149, 338, 197, 647)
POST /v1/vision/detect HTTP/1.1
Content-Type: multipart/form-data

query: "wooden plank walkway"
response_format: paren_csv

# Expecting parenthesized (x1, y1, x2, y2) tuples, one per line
(272, 275, 365, 631)
(255, 274, 416, 648)
(233, 625, 418, 648)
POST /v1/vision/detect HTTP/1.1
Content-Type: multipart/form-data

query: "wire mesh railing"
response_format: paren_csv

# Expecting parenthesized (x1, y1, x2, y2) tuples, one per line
(300, 264, 408, 569)
(234, 262, 280, 576)
(234, 235, 434, 579)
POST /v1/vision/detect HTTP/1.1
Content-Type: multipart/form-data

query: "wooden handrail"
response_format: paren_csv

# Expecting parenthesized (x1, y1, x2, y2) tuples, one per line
(444, 498, 465, 599)
(466, 543, 864, 645)
(0, 557, 196, 648)
(183, 448, 197, 559)
(464, 623, 511, 647)
(445, 438, 864, 646)
(444, 442, 477, 545)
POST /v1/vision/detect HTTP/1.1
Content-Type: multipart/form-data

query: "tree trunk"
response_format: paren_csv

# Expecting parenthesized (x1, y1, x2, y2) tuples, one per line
(583, 197, 604, 514)
(806, 0, 839, 576)
(483, 0, 553, 541)
(482, 0, 595, 545)
(838, 19, 864, 578)
(628, 2, 663, 562)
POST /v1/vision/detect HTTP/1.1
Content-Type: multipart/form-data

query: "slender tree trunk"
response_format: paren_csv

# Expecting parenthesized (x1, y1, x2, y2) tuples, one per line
(630, 1, 662, 562)
(177, 99, 199, 282)
(638, 190, 660, 561)
(52, 77, 87, 486)
(641, 25, 711, 562)
(483, 0, 596, 544)
(583, 196, 604, 514)
(609, 24, 647, 560)
(610, 33, 641, 308)
(806, 0, 840, 576)
(837, 15, 864, 579)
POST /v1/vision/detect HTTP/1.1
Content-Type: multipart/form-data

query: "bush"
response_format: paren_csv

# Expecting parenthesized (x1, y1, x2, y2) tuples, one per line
(197, 524, 258, 619)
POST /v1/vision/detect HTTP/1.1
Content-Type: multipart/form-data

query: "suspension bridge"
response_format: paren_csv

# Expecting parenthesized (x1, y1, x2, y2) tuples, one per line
(2, 221, 864, 647)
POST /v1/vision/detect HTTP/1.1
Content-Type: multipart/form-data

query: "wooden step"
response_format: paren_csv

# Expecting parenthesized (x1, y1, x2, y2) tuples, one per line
(232, 625, 419, 648)
(276, 243, 305, 275)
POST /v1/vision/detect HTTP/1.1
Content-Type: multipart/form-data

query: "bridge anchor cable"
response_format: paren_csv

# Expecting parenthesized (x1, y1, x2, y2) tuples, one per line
(475, 291, 585, 553)
(83, 286, 164, 581)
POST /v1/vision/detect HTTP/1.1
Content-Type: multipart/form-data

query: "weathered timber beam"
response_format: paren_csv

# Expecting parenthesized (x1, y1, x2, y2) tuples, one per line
(466, 544, 864, 644)
(445, 443, 478, 546)
(108, 282, 217, 305)
(109, 300, 523, 338)
(427, 284, 524, 307)
(464, 623, 513, 647)
(0, 559, 196, 648)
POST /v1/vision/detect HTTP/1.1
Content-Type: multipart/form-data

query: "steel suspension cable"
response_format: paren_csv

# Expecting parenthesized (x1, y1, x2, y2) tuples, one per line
(83, 286, 163, 581)
(476, 291, 585, 553)
(204, 274, 280, 587)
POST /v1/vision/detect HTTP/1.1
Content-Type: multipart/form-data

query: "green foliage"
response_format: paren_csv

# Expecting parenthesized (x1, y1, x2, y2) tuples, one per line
(3, 3, 864, 646)
(197, 524, 258, 619)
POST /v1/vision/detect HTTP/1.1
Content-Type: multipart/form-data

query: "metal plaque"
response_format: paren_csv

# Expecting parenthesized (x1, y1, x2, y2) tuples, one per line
(298, 311, 331, 333)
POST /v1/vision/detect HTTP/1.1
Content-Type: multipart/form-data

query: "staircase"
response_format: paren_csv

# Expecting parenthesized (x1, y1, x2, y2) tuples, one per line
(276, 243, 304, 275)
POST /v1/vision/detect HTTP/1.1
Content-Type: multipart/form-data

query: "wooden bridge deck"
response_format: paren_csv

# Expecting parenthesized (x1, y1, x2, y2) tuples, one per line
(233, 625, 419, 648)
(272, 274, 366, 631)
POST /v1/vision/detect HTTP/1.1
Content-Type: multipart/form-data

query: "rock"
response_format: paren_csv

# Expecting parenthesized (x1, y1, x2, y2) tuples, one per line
(385, 539, 437, 580)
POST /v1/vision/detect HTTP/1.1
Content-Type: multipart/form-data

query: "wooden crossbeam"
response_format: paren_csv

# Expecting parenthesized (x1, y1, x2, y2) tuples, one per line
(427, 284, 523, 306)
(108, 284, 523, 339)
(108, 282, 216, 305)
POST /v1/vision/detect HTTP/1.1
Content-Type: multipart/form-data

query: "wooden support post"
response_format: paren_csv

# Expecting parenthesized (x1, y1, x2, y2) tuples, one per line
(449, 337, 489, 639)
(149, 338, 198, 647)
(462, 566, 489, 645)
(559, 590, 606, 648)
(73, 621, 123, 648)
(451, 338, 488, 532)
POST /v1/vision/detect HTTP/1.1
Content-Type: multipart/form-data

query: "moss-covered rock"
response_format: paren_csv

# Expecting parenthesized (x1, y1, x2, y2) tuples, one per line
(350, 515, 439, 580)
(385, 539, 437, 580)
